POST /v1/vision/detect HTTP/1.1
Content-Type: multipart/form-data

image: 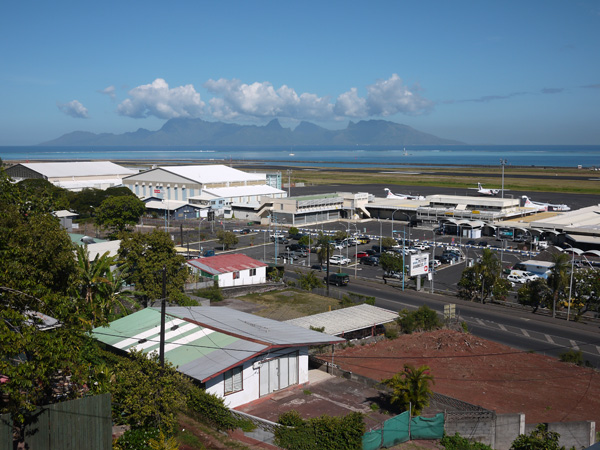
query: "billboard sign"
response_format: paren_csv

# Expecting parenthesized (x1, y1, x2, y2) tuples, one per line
(498, 228, 513, 239)
(410, 253, 429, 277)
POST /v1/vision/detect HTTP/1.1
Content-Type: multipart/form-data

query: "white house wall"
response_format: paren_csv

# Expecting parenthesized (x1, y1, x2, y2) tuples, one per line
(216, 266, 267, 288)
(205, 347, 309, 409)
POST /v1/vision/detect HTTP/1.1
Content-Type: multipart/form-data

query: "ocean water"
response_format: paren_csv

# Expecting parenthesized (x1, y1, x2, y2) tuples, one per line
(1, 145, 600, 168)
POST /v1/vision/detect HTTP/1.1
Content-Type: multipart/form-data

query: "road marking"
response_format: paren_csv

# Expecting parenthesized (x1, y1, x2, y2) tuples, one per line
(499, 324, 507, 331)
(545, 334, 554, 344)
(570, 340, 579, 350)
(476, 319, 485, 326)
(596, 346, 600, 355)
(521, 329, 530, 337)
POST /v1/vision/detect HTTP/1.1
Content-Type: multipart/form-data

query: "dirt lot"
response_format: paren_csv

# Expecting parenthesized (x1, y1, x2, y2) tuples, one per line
(329, 329, 600, 426)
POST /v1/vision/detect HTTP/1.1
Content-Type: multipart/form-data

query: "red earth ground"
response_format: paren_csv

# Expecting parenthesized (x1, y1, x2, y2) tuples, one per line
(327, 329, 600, 426)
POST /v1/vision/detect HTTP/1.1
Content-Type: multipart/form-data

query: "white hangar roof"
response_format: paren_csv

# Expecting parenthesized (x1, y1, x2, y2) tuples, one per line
(157, 164, 265, 184)
(14, 161, 136, 178)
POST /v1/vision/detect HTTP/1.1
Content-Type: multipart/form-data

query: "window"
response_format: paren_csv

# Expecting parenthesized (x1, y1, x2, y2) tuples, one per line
(224, 366, 243, 394)
(249, 268, 256, 276)
(233, 271, 240, 279)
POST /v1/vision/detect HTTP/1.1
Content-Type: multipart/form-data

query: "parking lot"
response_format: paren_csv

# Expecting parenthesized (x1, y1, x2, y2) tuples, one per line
(193, 219, 539, 299)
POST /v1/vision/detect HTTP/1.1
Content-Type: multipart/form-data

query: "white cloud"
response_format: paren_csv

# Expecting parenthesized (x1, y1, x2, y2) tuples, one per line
(334, 87, 368, 117)
(204, 78, 332, 120)
(113, 75, 432, 122)
(99, 85, 116, 99)
(117, 78, 205, 119)
(364, 74, 433, 116)
(57, 100, 89, 118)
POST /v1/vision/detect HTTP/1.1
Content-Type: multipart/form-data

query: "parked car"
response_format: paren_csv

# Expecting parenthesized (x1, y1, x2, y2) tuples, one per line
(357, 236, 371, 244)
(329, 255, 351, 265)
(365, 249, 377, 256)
(354, 251, 369, 259)
(383, 270, 403, 279)
(280, 251, 299, 260)
(432, 259, 442, 268)
(287, 243, 307, 252)
(271, 234, 289, 244)
(360, 256, 379, 266)
(507, 274, 526, 284)
(311, 264, 326, 271)
(240, 228, 251, 234)
(478, 241, 489, 247)
(324, 273, 350, 286)
(466, 240, 477, 246)
(439, 254, 459, 264)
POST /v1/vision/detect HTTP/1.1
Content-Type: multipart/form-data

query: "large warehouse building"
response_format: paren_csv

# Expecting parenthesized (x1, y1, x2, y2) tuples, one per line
(122, 164, 286, 206)
(5, 161, 137, 191)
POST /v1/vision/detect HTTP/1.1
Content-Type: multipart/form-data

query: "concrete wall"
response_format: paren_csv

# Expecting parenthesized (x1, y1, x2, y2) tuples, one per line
(494, 414, 525, 450)
(525, 421, 595, 450)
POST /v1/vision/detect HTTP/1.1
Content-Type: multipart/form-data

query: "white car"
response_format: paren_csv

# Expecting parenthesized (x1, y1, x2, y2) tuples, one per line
(413, 243, 430, 251)
(329, 255, 351, 265)
(507, 274, 527, 284)
(432, 259, 442, 268)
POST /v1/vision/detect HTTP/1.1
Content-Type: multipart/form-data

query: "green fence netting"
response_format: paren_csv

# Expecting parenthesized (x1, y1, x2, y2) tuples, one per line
(363, 412, 445, 450)
(362, 430, 383, 450)
(410, 413, 445, 440)
(382, 411, 410, 448)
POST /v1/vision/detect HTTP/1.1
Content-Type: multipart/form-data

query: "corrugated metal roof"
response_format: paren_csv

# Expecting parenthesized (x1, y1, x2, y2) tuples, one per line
(19, 161, 136, 177)
(187, 254, 268, 275)
(285, 304, 398, 336)
(161, 165, 265, 184)
(93, 307, 343, 382)
(204, 184, 285, 198)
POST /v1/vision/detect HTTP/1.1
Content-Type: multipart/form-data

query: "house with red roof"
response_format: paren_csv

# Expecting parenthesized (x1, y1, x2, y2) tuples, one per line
(187, 254, 268, 288)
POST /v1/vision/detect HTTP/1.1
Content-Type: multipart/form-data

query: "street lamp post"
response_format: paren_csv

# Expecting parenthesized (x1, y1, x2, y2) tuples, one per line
(393, 228, 406, 291)
(500, 159, 507, 199)
(565, 244, 575, 321)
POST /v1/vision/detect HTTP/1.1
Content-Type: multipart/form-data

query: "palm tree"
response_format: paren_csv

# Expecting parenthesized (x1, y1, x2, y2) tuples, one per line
(74, 246, 114, 324)
(548, 252, 571, 317)
(382, 364, 435, 416)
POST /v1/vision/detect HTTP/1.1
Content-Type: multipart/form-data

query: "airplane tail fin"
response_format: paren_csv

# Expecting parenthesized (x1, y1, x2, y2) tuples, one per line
(478, 182, 483, 190)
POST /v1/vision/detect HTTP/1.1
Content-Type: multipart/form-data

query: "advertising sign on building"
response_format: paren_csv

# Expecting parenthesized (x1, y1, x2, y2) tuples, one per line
(410, 253, 429, 277)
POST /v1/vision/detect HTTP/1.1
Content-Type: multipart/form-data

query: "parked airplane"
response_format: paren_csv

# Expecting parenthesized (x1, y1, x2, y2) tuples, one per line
(384, 188, 425, 200)
(469, 183, 500, 196)
(522, 196, 570, 212)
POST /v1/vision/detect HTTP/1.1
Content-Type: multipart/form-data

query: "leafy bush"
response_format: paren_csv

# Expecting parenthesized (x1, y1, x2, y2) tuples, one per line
(114, 427, 161, 450)
(441, 433, 493, 450)
(187, 387, 241, 431)
(195, 282, 223, 302)
(275, 411, 365, 450)
(397, 306, 441, 334)
(558, 349, 590, 367)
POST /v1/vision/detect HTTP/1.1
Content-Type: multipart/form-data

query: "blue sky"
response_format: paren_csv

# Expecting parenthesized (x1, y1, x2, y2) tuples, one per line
(1, 0, 599, 146)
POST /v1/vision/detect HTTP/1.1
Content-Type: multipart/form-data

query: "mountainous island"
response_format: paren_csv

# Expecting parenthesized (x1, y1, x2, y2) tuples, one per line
(40, 119, 464, 147)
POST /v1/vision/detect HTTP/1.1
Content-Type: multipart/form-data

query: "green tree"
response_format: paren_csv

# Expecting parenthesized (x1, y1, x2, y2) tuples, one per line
(381, 364, 435, 416)
(380, 251, 405, 274)
(571, 268, 600, 317)
(298, 270, 324, 291)
(510, 423, 565, 450)
(109, 350, 194, 433)
(118, 230, 190, 305)
(298, 235, 310, 247)
(67, 185, 136, 218)
(216, 229, 239, 250)
(547, 253, 572, 316)
(16, 178, 70, 210)
(0, 171, 90, 421)
(73, 246, 113, 325)
(458, 249, 509, 302)
(288, 226, 299, 236)
(517, 277, 551, 313)
(315, 232, 334, 265)
(381, 236, 397, 249)
(397, 306, 441, 334)
(95, 195, 146, 234)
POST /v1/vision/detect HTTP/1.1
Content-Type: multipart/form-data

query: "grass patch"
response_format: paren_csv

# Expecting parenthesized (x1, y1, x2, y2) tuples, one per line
(239, 288, 341, 320)
(294, 166, 600, 195)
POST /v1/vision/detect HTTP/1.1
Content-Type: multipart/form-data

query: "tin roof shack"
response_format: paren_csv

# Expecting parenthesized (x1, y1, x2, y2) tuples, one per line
(93, 307, 344, 408)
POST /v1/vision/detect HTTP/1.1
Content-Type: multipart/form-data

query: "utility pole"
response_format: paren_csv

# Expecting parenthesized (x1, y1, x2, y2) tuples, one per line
(159, 265, 167, 367)
(500, 159, 507, 199)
